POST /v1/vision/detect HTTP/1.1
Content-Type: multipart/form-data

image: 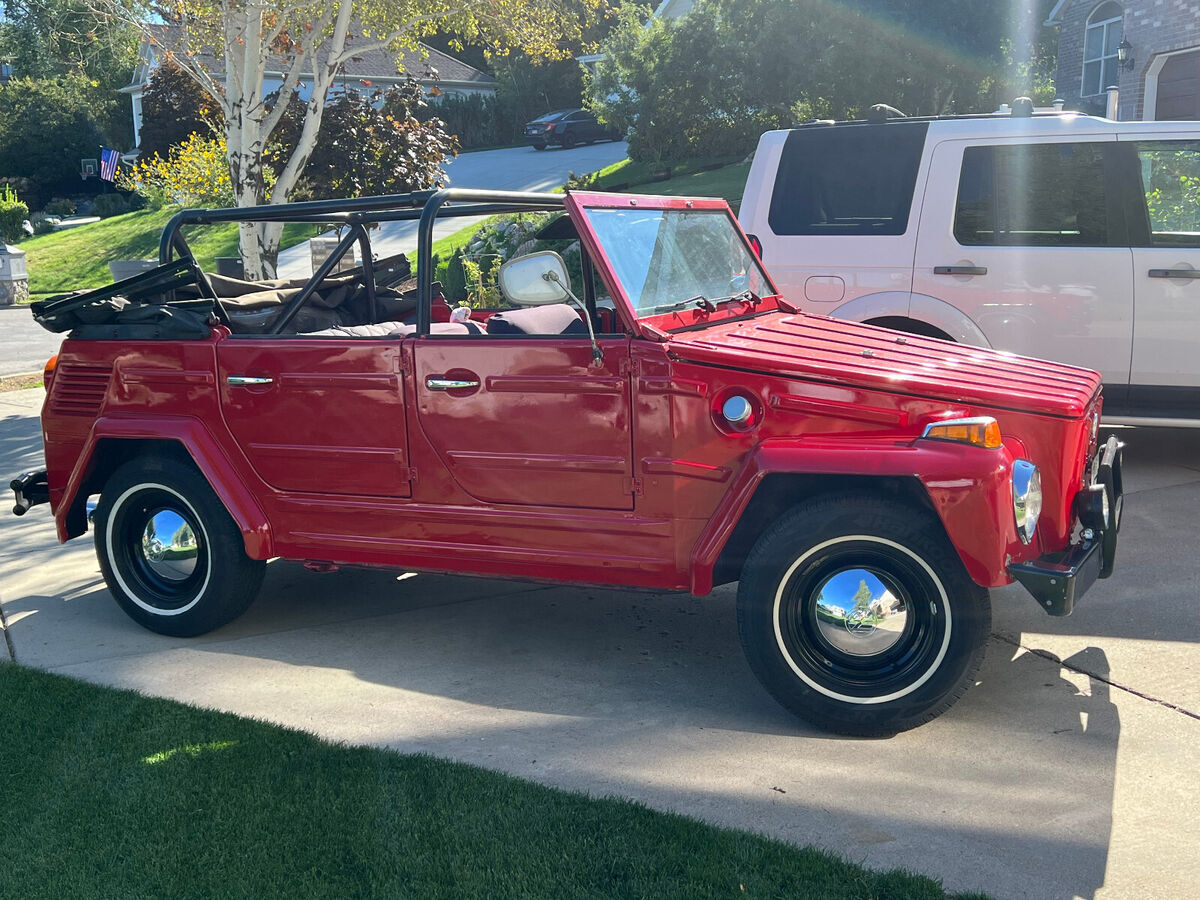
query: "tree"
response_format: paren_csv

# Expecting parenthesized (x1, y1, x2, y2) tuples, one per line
(138, 59, 225, 161)
(95, 0, 606, 279)
(271, 78, 459, 200)
(0, 75, 109, 205)
(590, 0, 1059, 164)
(0, 0, 139, 143)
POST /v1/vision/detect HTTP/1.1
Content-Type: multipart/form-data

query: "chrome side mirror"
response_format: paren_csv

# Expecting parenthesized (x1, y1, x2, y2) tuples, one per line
(497, 251, 572, 306)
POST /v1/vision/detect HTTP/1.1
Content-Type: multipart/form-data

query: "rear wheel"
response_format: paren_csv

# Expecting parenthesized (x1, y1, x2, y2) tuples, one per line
(532, 141, 547, 151)
(94, 456, 265, 637)
(561, 131, 577, 149)
(737, 494, 990, 736)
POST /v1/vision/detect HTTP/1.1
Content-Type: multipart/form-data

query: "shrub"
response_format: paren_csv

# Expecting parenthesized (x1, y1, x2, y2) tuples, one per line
(42, 198, 75, 217)
(89, 193, 133, 218)
(0, 184, 29, 243)
(118, 133, 238, 209)
(30, 212, 58, 235)
(441, 247, 468, 302)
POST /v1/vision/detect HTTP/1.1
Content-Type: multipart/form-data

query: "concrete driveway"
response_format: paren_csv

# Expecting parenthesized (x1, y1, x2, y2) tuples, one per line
(1, 384, 1197, 900)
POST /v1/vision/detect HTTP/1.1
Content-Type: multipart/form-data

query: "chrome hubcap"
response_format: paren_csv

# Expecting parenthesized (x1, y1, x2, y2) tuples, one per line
(138, 509, 199, 581)
(813, 567, 909, 657)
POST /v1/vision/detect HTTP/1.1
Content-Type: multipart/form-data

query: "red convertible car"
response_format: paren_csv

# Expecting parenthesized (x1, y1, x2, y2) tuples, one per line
(11, 188, 1122, 735)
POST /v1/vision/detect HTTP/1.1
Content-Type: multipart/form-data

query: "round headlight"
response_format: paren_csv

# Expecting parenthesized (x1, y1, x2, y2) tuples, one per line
(1012, 459, 1042, 544)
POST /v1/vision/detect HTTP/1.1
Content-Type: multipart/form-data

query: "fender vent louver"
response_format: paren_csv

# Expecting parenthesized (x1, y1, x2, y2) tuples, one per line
(49, 364, 112, 416)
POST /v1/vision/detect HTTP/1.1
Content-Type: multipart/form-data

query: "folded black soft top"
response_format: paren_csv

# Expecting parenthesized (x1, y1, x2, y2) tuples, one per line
(30, 259, 219, 340)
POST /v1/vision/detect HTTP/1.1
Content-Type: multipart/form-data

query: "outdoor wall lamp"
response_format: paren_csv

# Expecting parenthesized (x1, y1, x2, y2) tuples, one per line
(1117, 39, 1135, 71)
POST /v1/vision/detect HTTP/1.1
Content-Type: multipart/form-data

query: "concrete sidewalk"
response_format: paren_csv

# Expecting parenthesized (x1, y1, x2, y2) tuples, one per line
(2, 385, 1198, 899)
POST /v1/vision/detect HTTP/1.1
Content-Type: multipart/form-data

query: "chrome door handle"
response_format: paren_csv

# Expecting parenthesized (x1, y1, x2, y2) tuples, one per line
(226, 375, 274, 386)
(934, 265, 988, 276)
(425, 377, 479, 391)
(1148, 268, 1199, 279)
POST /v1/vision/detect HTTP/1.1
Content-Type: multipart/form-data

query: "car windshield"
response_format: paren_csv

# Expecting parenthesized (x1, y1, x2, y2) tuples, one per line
(580, 207, 772, 318)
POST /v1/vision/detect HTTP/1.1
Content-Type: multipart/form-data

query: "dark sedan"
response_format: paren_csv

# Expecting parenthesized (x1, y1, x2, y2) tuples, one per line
(524, 109, 620, 150)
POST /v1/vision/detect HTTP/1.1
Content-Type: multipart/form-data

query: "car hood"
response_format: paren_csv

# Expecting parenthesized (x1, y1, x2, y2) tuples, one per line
(665, 312, 1102, 418)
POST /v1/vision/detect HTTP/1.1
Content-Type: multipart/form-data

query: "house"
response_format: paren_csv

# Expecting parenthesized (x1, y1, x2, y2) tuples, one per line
(119, 25, 497, 155)
(1045, 0, 1200, 120)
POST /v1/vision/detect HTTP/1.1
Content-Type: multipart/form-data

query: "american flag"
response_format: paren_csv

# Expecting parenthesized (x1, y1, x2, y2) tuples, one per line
(99, 148, 119, 182)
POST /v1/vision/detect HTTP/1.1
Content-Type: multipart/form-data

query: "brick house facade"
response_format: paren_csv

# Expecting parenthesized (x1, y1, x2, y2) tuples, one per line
(1046, 0, 1200, 120)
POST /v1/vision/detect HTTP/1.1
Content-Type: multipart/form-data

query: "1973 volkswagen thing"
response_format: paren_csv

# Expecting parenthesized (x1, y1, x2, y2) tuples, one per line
(11, 189, 1123, 735)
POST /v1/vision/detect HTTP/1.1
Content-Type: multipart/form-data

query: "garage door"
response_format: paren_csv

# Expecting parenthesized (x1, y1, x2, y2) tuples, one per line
(1156, 49, 1200, 120)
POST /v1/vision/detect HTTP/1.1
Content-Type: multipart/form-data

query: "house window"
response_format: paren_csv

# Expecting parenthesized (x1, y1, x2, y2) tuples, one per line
(1082, 2, 1123, 97)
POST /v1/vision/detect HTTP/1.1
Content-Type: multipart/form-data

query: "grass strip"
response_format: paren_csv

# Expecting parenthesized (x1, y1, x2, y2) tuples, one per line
(0, 665, 982, 899)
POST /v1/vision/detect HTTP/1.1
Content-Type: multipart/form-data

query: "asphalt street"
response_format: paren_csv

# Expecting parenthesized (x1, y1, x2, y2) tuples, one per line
(0, 141, 629, 376)
(1, 379, 1197, 900)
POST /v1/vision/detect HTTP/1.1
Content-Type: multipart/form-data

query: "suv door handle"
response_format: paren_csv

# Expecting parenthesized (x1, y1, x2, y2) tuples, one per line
(426, 377, 480, 391)
(227, 375, 274, 386)
(934, 265, 988, 276)
(1148, 268, 1199, 279)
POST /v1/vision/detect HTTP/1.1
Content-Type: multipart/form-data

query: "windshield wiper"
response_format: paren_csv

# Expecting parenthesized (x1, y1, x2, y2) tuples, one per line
(651, 295, 714, 314)
(729, 289, 762, 307)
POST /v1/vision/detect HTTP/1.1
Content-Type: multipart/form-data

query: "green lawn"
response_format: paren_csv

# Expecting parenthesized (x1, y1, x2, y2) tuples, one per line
(19, 209, 322, 297)
(1, 664, 983, 899)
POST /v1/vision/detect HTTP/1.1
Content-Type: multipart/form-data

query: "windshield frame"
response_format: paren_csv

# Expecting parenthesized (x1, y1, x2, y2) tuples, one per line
(564, 191, 782, 337)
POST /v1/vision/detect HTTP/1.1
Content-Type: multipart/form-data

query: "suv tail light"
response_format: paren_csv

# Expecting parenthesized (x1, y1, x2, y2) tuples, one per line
(747, 233, 763, 260)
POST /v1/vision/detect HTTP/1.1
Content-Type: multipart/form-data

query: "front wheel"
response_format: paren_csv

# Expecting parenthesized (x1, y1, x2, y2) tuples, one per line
(737, 494, 990, 736)
(94, 456, 265, 637)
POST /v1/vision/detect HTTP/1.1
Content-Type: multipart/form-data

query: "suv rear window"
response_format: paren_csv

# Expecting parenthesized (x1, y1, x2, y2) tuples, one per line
(767, 123, 928, 236)
(954, 142, 1112, 246)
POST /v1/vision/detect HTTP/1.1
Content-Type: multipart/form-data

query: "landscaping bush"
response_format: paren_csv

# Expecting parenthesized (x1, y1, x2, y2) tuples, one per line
(89, 193, 133, 218)
(429, 92, 498, 150)
(42, 198, 75, 217)
(118, 133, 238, 209)
(0, 184, 29, 243)
(29, 212, 58, 235)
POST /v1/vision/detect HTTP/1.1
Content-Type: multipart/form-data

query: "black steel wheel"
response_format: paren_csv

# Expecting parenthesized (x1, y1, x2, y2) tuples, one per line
(737, 494, 990, 736)
(94, 456, 265, 637)
(532, 141, 547, 151)
(560, 131, 577, 149)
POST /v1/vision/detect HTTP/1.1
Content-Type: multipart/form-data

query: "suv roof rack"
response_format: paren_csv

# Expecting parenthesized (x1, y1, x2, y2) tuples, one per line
(794, 104, 1094, 129)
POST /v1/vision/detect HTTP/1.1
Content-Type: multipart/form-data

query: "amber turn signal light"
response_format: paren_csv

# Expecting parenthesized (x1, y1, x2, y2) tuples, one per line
(922, 417, 1002, 449)
(43, 353, 58, 392)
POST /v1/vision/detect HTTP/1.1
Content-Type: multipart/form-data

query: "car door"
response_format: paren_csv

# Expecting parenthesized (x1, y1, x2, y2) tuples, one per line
(911, 136, 1134, 385)
(412, 335, 635, 510)
(216, 337, 412, 497)
(1117, 134, 1200, 413)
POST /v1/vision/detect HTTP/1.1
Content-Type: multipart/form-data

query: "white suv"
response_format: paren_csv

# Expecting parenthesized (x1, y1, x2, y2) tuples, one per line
(739, 109, 1200, 425)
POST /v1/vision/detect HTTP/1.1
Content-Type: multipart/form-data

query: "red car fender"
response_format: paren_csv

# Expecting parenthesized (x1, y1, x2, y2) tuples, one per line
(690, 436, 1023, 594)
(54, 415, 273, 559)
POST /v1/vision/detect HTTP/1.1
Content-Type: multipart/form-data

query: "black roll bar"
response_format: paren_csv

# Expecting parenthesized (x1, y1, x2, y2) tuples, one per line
(156, 188, 567, 335)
